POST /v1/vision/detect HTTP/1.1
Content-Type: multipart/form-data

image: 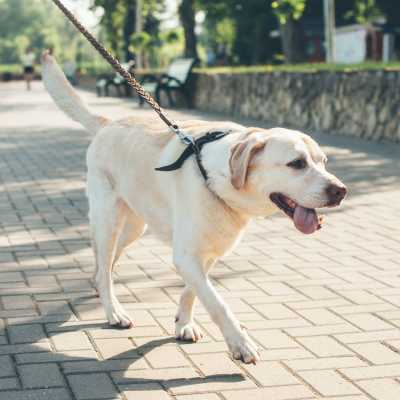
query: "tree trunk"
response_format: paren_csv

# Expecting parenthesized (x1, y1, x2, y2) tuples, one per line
(123, 0, 136, 62)
(280, 17, 306, 63)
(102, 12, 118, 55)
(178, 0, 198, 60)
(98, 0, 120, 57)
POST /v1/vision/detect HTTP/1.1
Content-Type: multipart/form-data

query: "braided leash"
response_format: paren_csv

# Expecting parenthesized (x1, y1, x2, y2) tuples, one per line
(51, 0, 193, 144)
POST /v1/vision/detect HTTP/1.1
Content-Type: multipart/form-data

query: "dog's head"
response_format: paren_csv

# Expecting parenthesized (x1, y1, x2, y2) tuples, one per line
(228, 127, 346, 234)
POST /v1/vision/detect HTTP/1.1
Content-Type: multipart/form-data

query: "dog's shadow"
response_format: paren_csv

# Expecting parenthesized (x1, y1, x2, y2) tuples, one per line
(5, 301, 245, 396)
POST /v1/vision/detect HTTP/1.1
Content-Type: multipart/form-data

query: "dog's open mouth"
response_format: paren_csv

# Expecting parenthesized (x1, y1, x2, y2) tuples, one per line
(270, 193, 323, 235)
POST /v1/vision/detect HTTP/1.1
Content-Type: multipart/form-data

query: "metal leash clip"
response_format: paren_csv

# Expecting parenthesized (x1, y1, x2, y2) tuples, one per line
(170, 124, 195, 146)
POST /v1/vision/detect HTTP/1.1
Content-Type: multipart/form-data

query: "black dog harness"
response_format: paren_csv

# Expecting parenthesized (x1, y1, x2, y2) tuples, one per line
(156, 130, 231, 180)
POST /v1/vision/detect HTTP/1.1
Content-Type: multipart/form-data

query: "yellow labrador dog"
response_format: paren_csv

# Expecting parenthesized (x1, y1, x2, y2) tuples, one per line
(42, 54, 346, 364)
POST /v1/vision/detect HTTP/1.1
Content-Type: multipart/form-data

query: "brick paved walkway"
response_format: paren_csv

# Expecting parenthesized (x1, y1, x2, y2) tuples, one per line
(1, 81, 400, 400)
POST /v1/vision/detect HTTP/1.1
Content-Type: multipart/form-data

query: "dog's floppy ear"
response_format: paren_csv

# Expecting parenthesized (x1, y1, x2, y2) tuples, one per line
(229, 137, 266, 190)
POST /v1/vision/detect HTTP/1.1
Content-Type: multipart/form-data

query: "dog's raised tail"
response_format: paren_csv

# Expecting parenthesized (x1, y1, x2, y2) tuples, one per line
(41, 52, 107, 133)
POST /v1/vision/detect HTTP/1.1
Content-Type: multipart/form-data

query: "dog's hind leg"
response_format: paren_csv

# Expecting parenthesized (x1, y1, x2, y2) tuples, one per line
(112, 210, 147, 270)
(88, 173, 136, 328)
(91, 207, 145, 281)
(108, 209, 147, 325)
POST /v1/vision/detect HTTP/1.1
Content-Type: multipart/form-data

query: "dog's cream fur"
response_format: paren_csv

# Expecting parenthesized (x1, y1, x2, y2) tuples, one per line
(42, 54, 346, 364)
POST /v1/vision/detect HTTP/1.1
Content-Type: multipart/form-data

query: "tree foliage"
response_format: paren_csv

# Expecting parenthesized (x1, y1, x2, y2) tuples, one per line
(2, 0, 400, 69)
(0, 0, 98, 65)
(92, 0, 164, 61)
(271, 0, 306, 25)
(345, 0, 382, 24)
(270, 0, 307, 63)
(198, 0, 278, 65)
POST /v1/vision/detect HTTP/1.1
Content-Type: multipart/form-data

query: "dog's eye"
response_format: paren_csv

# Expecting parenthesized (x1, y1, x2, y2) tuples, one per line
(287, 158, 307, 170)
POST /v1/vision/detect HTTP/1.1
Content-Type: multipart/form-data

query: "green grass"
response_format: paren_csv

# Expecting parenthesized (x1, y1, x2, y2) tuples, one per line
(0, 64, 21, 74)
(2, 61, 400, 77)
(194, 62, 400, 74)
(0, 63, 160, 76)
(0, 63, 107, 76)
(80, 61, 400, 76)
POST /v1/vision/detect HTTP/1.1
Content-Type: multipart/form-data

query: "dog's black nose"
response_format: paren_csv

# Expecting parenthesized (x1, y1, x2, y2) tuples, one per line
(326, 183, 347, 206)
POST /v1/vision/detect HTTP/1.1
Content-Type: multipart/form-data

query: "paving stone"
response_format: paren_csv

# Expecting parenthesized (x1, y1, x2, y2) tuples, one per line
(165, 374, 256, 395)
(0, 377, 19, 390)
(0, 273, 24, 283)
(295, 308, 346, 325)
(94, 338, 138, 360)
(347, 342, 400, 365)
(62, 358, 149, 373)
(2, 296, 34, 310)
(16, 349, 98, 364)
(296, 336, 354, 357)
(27, 275, 59, 287)
(0, 388, 71, 400)
(120, 383, 173, 400)
(343, 313, 395, 331)
(221, 385, 315, 400)
(340, 364, 400, 381)
(8, 324, 46, 344)
(253, 303, 298, 319)
(179, 341, 227, 354)
(145, 346, 191, 368)
(188, 353, 243, 376)
(285, 356, 368, 371)
(285, 323, 359, 337)
(51, 331, 92, 351)
(251, 330, 299, 349)
(68, 373, 118, 400)
(298, 369, 361, 397)
(310, 397, 370, 400)
(112, 367, 200, 384)
(259, 348, 314, 361)
(335, 329, 400, 344)
(37, 301, 73, 315)
(18, 363, 64, 388)
(0, 356, 15, 377)
(242, 361, 300, 386)
(0, 342, 51, 356)
(357, 378, 400, 400)
(89, 325, 164, 339)
(0, 310, 37, 319)
(176, 394, 220, 400)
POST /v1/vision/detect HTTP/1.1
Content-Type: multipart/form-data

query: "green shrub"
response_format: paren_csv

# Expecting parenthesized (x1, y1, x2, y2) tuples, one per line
(0, 64, 21, 74)
(194, 62, 400, 74)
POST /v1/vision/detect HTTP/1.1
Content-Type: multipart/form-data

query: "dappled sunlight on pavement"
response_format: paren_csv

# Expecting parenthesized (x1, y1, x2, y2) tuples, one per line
(0, 81, 399, 399)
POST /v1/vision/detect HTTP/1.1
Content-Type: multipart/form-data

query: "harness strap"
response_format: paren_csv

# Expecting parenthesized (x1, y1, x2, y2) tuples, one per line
(156, 130, 230, 180)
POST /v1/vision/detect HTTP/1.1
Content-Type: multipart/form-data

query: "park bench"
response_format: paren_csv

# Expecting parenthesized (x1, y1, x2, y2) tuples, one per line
(139, 58, 195, 107)
(96, 62, 135, 97)
(63, 61, 78, 86)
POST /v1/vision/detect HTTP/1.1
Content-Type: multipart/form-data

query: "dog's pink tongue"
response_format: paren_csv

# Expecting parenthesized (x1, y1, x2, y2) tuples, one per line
(293, 206, 319, 234)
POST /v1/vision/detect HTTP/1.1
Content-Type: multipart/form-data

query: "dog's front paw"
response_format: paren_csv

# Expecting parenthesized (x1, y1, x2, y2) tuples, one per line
(175, 319, 203, 342)
(227, 330, 260, 364)
(109, 311, 133, 329)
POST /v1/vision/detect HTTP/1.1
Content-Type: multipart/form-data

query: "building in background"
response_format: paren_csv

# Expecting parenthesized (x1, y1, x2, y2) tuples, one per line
(335, 22, 395, 64)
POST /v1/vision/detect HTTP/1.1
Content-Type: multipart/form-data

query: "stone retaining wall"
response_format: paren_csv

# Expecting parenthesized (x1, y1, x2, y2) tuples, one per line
(193, 71, 400, 142)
